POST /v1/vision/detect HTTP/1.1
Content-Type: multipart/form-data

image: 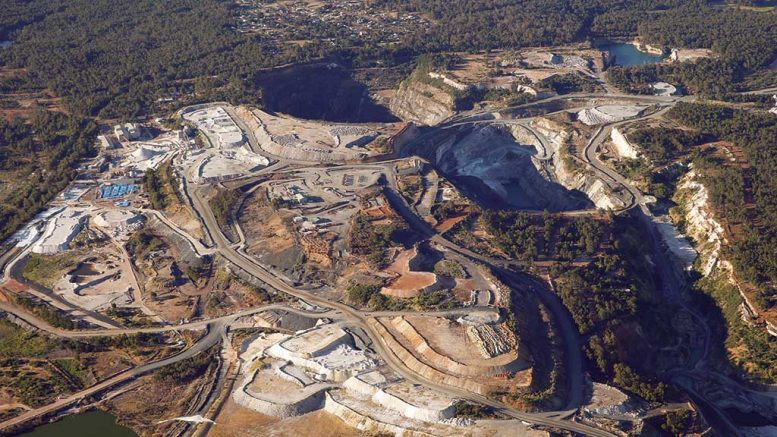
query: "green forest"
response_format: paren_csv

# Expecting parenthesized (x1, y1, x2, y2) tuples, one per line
(480, 210, 604, 262)
(0, 113, 95, 241)
(3, 1, 775, 120)
(669, 102, 777, 306)
(605, 5, 777, 94)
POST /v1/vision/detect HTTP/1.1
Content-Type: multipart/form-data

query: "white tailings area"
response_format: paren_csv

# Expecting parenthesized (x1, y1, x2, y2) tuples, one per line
(583, 383, 635, 417)
(265, 324, 376, 381)
(195, 148, 269, 183)
(232, 333, 335, 417)
(343, 373, 455, 422)
(125, 144, 171, 171)
(93, 210, 144, 240)
(233, 371, 330, 417)
(610, 127, 639, 160)
(651, 82, 677, 96)
(654, 214, 698, 270)
(183, 106, 244, 148)
(234, 326, 474, 430)
(243, 108, 376, 162)
(157, 415, 215, 424)
(577, 105, 645, 126)
(324, 392, 436, 437)
(428, 72, 469, 91)
(32, 208, 87, 254)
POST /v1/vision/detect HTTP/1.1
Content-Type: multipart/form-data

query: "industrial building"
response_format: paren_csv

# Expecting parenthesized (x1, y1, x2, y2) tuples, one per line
(98, 183, 138, 199)
(114, 123, 142, 142)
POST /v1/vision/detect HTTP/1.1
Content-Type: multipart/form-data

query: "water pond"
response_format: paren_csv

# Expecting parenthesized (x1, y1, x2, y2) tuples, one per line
(15, 411, 137, 437)
(594, 40, 666, 67)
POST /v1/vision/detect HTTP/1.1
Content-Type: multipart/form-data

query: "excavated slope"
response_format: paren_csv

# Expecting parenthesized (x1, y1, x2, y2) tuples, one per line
(413, 123, 592, 211)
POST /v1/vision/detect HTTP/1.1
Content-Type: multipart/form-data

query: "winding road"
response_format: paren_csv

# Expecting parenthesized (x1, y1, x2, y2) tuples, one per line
(6, 82, 777, 435)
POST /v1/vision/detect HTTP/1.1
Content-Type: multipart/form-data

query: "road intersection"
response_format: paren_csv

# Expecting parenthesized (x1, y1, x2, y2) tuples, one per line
(5, 84, 776, 435)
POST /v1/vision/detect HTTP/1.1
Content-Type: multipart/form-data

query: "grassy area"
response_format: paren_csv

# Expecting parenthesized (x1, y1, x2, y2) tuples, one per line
(0, 320, 54, 358)
(142, 161, 182, 211)
(12, 295, 80, 330)
(22, 252, 82, 289)
(348, 214, 398, 269)
(126, 229, 166, 259)
(55, 358, 90, 387)
(434, 259, 467, 279)
(154, 347, 215, 383)
(0, 320, 71, 407)
(209, 186, 241, 241)
(346, 281, 456, 311)
(397, 176, 423, 204)
(696, 271, 777, 383)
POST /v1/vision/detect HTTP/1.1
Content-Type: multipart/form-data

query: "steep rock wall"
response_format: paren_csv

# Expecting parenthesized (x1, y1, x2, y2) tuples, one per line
(611, 127, 639, 160)
(232, 373, 328, 417)
(367, 319, 491, 395)
(416, 123, 591, 210)
(673, 171, 777, 337)
(390, 79, 455, 126)
(342, 376, 455, 422)
(323, 392, 437, 437)
(673, 171, 725, 276)
(533, 117, 627, 210)
(390, 317, 526, 378)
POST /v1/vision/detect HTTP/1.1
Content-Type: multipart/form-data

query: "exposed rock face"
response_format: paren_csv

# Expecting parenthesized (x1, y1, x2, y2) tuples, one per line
(342, 374, 456, 422)
(673, 171, 725, 276)
(414, 123, 591, 210)
(611, 127, 639, 159)
(390, 79, 455, 126)
(533, 117, 627, 210)
(233, 381, 328, 417)
(673, 171, 777, 337)
(405, 113, 628, 211)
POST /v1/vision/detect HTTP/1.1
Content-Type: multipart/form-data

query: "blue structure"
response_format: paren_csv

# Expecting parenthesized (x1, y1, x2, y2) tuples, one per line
(99, 184, 137, 199)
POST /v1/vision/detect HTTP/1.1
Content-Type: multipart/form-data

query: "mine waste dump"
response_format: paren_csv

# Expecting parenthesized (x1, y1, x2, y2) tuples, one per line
(412, 124, 592, 211)
(256, 64, 398, 123)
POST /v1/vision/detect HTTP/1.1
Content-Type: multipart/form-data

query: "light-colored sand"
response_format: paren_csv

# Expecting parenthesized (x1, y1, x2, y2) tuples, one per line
(210, 399, 360, 437)
(381, 248, 438, 298)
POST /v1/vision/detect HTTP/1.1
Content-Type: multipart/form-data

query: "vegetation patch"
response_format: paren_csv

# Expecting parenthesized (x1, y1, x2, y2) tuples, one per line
(433, 259, 466, 279)
(539, 73, 598, 94)
(142, 162, 182, 211)
(669, 102, 777, 308)
(155, 347, 215, 384)
(209, 186, 241, 242)
(348, 214, 399, 269)
(695, 271, 777, 383)
(481, 210, 604, 263)
(22, 251, 81, 289)
(0, 113, 95, 242)
(0, 319, 54, 358)
(12, 294, 80, 330)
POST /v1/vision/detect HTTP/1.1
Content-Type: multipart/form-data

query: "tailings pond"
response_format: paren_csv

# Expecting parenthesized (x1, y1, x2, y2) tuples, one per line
(595, 40, 666, 66)
(15, 411, 137, 437)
